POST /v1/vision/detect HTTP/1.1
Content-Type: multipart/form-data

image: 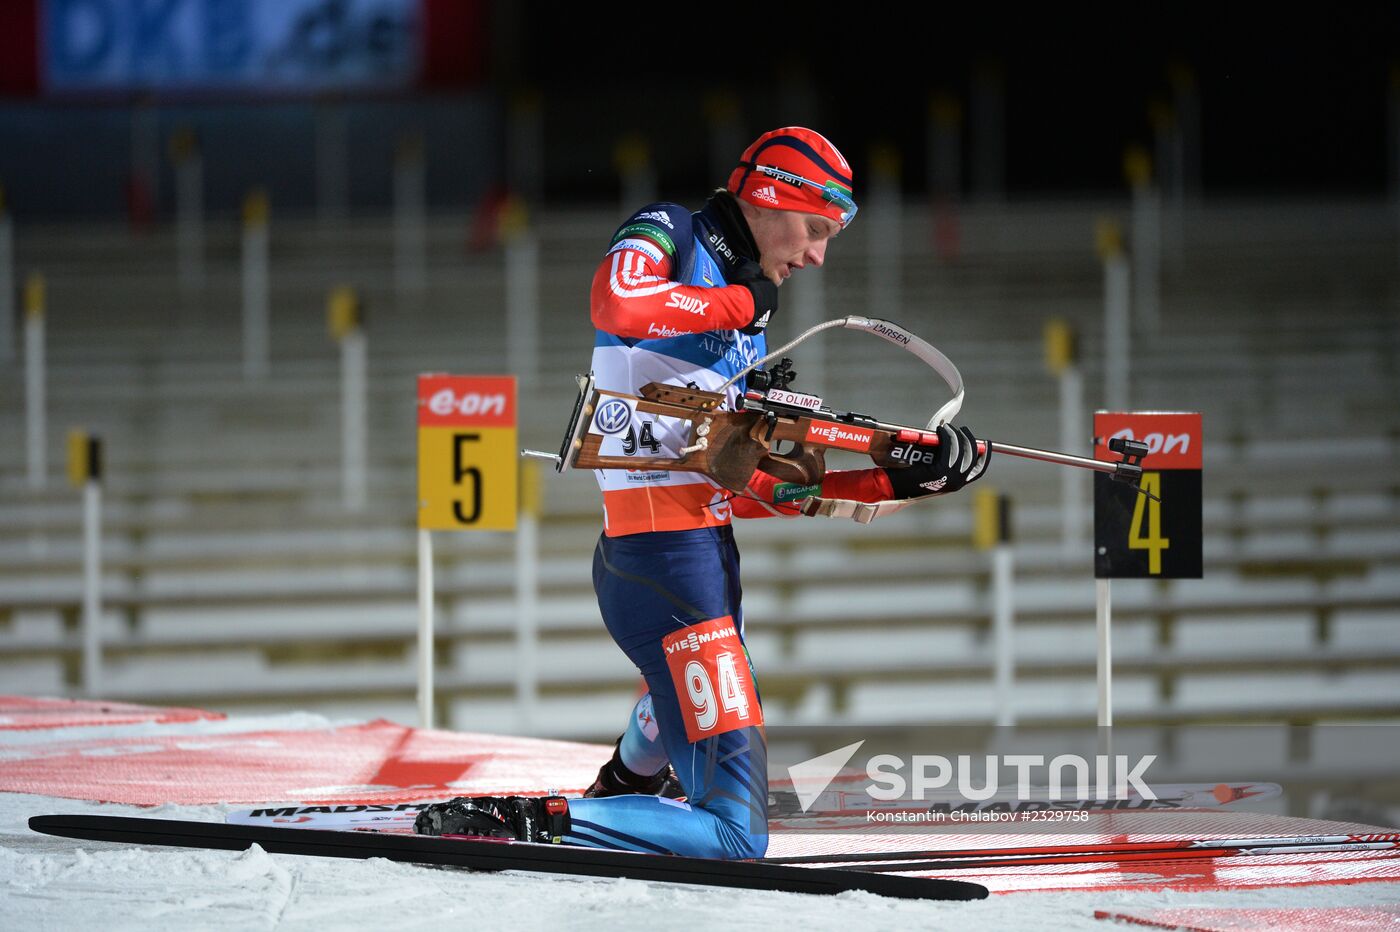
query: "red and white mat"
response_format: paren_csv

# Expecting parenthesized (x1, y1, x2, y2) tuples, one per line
(1094, 905, 1400, 930)
(0, 696, 223, 731)
(2, 694, 1397, 897)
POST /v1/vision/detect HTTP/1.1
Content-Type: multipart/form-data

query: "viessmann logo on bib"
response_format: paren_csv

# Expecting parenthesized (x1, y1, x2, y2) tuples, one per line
(805, 422, 875, 452)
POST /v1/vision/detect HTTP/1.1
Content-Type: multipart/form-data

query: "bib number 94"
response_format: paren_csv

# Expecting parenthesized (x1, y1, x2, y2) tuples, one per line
(663, 617, 763, 742)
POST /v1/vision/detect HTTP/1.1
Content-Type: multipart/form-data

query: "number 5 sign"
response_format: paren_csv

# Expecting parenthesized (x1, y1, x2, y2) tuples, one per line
(418, 375, 517, 531)
(1093, 411, 1202, 579)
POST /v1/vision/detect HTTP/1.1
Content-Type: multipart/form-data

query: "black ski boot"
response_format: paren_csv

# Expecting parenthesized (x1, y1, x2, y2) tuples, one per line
(583, 738, 685, 800)
(414, 795, 571, 844)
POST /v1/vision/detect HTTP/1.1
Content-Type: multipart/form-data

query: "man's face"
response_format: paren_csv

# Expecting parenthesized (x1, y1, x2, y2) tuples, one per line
(746, 207, 841, 286)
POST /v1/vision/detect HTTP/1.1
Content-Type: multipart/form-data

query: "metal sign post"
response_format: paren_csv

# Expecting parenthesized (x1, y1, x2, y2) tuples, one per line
(242, 190, 270, 380)
(171, 129, 205, 294)
(975, 491, 1015, 727)
(1125, 145, 1161, 335)
(329, 288, 367, 513)
(24, 274, 46, 491)
(1093, 411, 1204, 733)
(867, 144, 902, 321)
(502, 202, 539, 383)
(69, 431, 103, 696)
(1045, 319, 1084, 554)
(515, 462, 541, 734)
(1098, 220, 1131, 411)
(393, 132, 427, 304)
(416, 375, 518, 729)
(0, 187, 13, 364)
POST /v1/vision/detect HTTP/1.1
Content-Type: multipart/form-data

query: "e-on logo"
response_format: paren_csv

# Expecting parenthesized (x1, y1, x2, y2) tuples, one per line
(595, 399, 633, 434)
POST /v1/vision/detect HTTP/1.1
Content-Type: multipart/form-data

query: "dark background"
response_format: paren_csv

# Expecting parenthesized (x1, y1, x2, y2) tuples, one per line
(1, 2, 1396, 216)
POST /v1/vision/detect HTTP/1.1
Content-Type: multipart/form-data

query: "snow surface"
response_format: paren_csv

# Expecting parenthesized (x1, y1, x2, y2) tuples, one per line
(4, 712, 1399, 932)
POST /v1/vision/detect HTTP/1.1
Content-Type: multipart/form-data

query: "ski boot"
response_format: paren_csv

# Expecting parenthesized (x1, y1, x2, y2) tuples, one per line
(583, 737, 685, 800)
(415, 795, 571, 844)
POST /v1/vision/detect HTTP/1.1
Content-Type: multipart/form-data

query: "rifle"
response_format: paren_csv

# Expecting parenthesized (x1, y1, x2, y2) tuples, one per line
(523, 317, 1152, 522)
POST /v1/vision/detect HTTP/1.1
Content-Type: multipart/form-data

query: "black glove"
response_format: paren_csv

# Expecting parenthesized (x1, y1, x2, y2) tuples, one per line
(883, 424, 991, 499)
(730, 258, 778, 335)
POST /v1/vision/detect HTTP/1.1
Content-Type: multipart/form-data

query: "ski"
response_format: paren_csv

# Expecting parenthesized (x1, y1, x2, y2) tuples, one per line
(762, 832, 1400, 871)
(227, 801, 430, 833)
(27, 814, 987, 901)
(842, 840, 1400, 874)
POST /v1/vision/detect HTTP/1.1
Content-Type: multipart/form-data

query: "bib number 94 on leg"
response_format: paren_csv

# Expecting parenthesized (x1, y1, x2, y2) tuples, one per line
(663, 617, 763, 742)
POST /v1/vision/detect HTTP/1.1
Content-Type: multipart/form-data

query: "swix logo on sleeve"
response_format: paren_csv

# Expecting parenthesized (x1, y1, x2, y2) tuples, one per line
(805, 422, 875, 452)
(663, 616, 762, 741)
(665, 293, 710, 315)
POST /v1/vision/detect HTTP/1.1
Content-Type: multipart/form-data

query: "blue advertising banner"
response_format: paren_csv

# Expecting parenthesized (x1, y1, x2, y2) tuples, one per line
(44, 0, 421, 94)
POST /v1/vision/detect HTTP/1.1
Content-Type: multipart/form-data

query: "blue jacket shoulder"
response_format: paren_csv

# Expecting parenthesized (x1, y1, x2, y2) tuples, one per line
(607, 202, 694, 266)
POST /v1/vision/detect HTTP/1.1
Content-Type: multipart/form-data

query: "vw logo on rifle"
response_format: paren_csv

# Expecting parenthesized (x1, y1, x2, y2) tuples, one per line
(595, 399, 633, 434)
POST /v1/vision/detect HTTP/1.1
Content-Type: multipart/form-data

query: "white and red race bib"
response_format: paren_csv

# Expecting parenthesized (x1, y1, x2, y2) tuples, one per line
(662, 617, 762, 742)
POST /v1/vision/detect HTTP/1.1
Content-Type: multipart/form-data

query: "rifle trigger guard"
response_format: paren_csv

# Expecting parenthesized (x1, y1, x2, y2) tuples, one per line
(758, 444, 827, 486)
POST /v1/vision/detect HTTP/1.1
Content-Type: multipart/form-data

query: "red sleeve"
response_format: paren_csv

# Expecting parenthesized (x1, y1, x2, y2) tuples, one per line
(590, 242, 756, 339)
(730, 467, 895, 520)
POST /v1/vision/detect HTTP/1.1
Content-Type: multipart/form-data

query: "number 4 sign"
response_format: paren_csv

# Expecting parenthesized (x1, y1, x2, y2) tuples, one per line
(1093, 412, 1202, 579)
(663, 616, 763, 742)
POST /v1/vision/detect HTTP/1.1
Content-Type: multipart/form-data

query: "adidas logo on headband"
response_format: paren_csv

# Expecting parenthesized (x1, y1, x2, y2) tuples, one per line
(752, 185, 779, 205)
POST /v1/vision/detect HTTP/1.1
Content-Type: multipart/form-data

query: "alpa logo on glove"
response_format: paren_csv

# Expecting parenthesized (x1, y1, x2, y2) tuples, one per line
(727, 127, 858, 228)
(888, 442, 937, 466)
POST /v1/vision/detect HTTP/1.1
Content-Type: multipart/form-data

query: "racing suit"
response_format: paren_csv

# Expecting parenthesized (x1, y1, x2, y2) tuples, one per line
(558, 191, 893, 859)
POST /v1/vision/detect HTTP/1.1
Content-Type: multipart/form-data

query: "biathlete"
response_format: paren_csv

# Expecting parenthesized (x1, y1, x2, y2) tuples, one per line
(417, 127, 990, 858)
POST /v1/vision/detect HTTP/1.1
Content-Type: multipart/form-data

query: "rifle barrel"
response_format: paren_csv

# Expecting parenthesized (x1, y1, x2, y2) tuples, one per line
(992, 441, 1116, 474)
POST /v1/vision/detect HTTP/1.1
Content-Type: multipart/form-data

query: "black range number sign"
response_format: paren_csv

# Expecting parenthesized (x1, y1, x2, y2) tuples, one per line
(1093, 412, 1202, 579)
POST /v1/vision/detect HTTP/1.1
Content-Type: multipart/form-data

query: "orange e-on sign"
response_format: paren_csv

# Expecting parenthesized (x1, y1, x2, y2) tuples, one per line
(417, 375, 517, 531)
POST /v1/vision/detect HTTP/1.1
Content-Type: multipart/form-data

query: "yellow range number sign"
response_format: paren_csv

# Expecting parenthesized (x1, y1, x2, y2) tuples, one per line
(418, 427, 517, 531)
